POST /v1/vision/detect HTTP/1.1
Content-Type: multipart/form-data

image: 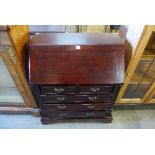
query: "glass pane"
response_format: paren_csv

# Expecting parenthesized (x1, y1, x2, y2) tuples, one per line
(124, 84, 150, 98)
(123, 51, 155, 99)
(0, 57, 24, 104)
(0, 88, 24, 103)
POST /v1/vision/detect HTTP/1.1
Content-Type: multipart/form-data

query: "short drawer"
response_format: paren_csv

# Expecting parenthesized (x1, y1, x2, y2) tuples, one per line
(40, 94, 112, 103)
(40, 110, 111, 118)
(41, 103, 112, 111)
(40, 85, 77, 94)
(78, 85, 113, 94)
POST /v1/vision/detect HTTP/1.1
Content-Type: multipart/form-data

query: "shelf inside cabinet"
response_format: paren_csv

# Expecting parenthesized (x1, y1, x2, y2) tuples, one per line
(142, 50, 155, 60)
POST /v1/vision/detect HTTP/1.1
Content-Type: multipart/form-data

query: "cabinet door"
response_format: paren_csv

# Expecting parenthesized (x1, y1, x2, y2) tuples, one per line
(0, 27, 38, 114)
(122, 55, 155, 102)
(116, 26, 155, 104)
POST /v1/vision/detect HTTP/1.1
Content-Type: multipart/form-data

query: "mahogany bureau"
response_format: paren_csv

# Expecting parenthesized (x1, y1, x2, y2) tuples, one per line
(28, 33, 124, 124)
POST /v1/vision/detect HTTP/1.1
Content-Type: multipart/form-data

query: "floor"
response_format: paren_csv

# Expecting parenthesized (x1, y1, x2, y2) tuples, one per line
(1, 109, 155, 129)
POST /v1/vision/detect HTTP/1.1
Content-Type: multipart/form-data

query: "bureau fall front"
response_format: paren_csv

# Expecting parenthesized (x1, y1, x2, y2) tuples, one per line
(28, 33, 124, 124)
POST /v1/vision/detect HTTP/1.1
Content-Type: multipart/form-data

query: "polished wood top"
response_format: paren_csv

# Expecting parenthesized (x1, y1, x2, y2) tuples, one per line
(29, 33, 123, 46)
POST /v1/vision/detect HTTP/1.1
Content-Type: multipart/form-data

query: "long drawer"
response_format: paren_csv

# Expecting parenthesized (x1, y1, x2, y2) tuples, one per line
(40, 94, 112, 103)
(41, 103, 112, 111)
(41, 115, 113, 123)
(40, 110, 111, 118)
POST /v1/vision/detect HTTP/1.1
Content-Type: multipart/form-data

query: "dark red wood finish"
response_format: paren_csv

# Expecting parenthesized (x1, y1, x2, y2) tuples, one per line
(29, 33, 124, 85)
(78, 85, 113, 94)
(40, 94, 112, 103)
(40, 85, 77, 95)
(42, 103, 112, 111)
(28, 33, 125, 124)
(41, 115, 113, 124)
(41, 110, 111, 118)
(40, 85, 113, 95)
(29, 33, 123, 45)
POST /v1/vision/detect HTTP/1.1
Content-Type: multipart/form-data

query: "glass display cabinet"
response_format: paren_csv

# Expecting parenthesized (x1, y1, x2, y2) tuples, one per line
(116, 25, 155, 104)
(0, 26, 38, 114)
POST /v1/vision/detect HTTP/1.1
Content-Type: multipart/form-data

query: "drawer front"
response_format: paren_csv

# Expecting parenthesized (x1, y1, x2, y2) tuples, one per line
(41, 110, 111, 118)
(78, 85, 113, 94)
(40, 94, 112, 103)
(41, 115, 113, 123)
(42, 103, 112, 111)
(41, 85, 77, 94)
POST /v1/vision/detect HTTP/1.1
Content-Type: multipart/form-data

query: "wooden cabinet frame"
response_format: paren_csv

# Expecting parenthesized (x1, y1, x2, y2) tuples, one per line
(0, 48, 39, 114)
(0, 25, 39, 115)
(116, 25, 155, 104)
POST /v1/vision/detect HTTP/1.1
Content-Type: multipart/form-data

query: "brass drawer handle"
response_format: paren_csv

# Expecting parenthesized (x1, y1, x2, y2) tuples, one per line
(87, 105, 96, 109)
(88, 96, 97, 101)
(54, 88, 64, 93)
(56, 96, 66, 101)
(57, 105, 66, 110)
(60, 113, 67, 117)
(90, 87, 100, 93)
(86, 112, 94, 116)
